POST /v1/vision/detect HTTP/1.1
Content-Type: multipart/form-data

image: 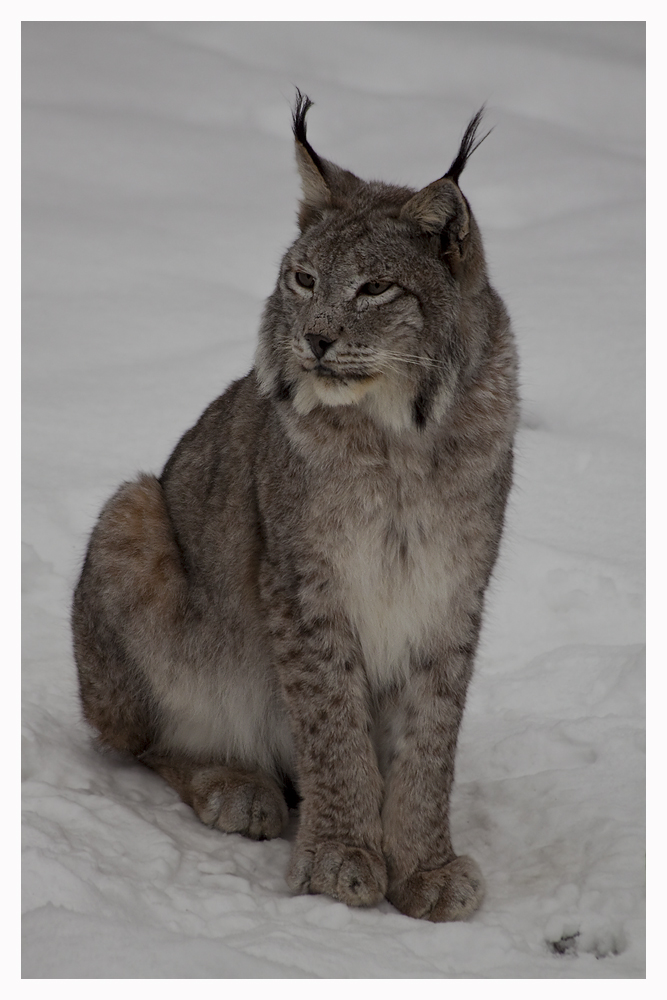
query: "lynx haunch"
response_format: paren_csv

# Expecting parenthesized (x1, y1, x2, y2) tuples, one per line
(72, 93, 519, 921)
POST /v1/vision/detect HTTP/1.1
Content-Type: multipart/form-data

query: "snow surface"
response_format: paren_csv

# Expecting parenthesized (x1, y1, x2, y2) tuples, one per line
(22, 21, 645, 979)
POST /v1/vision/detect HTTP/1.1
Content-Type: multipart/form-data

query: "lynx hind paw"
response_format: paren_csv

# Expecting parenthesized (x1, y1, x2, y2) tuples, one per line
(190, 767, 288, 841)
(388, 855, 485, 922)
(288, 840, 388, 908)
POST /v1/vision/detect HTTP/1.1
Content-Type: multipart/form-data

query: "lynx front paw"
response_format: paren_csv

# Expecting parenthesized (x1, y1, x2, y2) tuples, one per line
(190, 767, 288, 841)
(387, 855, 485, 922)
(288, 840, 388, 908)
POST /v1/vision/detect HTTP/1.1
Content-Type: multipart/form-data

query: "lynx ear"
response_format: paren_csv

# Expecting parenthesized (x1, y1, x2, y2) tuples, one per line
(401, 108, 492, 269)
(292, 90, 361, 230)
(292, 91, 332, 228)
(400, 177, 471, 265)
(400, 177, 466, 235)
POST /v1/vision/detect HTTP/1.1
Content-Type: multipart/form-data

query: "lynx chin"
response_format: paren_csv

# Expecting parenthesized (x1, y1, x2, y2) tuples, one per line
(72, 92, 519, 921)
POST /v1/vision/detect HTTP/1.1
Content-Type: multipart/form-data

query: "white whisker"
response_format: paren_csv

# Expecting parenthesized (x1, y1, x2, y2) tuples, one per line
(378, 350, 450, 372)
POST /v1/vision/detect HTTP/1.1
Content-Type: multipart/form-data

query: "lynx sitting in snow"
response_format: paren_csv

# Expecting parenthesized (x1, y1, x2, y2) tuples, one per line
(72, 93, 518, 922)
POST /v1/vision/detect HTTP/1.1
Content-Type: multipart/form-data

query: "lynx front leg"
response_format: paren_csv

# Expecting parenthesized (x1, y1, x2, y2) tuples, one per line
(269, 602, 386, 907)
(382, 645, 485, 922)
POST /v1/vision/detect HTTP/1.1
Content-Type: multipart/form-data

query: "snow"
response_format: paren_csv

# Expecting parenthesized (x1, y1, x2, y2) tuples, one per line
(22, 21, 645, 978)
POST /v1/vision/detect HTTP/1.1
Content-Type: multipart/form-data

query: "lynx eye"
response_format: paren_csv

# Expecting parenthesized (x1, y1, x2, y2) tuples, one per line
(359, 281, 393, 296)
(294, 271, 315, 289)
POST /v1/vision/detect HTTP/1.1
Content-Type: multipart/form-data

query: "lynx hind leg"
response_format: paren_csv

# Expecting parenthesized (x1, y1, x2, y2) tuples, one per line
(82, 473, 186, 614)
(145, 757, 289, 841)
(72, 473, 185, 755)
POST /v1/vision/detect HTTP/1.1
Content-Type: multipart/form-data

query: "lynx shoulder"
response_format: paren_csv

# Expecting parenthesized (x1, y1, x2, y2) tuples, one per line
(72, 93, 519, 921)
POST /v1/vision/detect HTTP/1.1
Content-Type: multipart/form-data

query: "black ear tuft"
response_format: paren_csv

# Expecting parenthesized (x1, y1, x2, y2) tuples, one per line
(292, 89, 326, 178)
(444, 107, 493, 186)
(291, 88, 313, 143)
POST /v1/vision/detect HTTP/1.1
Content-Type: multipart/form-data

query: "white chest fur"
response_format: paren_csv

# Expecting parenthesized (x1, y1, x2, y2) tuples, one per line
(334, 502, 457, 690)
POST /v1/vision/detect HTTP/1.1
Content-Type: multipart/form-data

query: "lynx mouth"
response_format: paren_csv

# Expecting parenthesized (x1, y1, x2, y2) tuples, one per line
(308, 364, 374, 383)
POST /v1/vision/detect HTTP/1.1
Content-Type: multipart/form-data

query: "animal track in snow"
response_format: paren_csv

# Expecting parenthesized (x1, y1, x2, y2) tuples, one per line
(545, 916, 627, 959)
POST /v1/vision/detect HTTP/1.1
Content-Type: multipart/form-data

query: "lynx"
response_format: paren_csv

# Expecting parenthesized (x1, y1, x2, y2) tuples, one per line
(72, 93, 519, 922)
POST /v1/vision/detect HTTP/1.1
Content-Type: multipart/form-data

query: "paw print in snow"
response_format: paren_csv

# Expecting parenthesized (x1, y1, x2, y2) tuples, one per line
(545, 915, 627, 959)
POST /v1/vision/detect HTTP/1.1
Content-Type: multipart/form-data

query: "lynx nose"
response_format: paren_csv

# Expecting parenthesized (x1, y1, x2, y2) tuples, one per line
(306, 333, 336, 360)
